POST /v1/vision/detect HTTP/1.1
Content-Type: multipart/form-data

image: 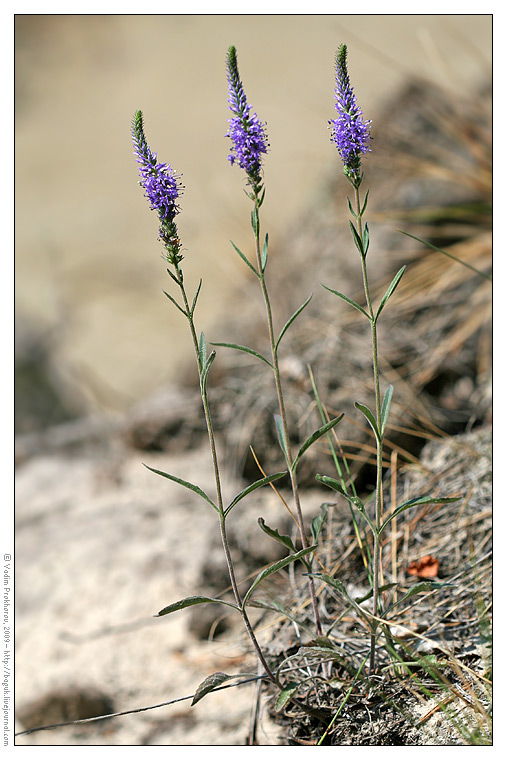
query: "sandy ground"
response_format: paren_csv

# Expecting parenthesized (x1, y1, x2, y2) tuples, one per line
(15, 14, 492, 415)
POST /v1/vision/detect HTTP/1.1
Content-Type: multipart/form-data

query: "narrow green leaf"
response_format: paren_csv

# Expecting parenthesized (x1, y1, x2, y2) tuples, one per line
(355, 401, 380, 441)
(275, 294, 313, 351)
(163, 290, 186, 316)
(311, 503, 330, 544)
(261, 233, 268, 272)
(242, 545, 317, 608)
(375, 266, 406, 323)
(198, 331, 207, 371)
(257, 517, 297, 553)
(291, 414, 344, 472)
(274, 414, 290, 465)
(210, 341, 273, 367)
(362, 222, 370, 256)
(384, 582, 455, 615)
(155, 595, 239, 618)
(380, 384, 394, 436)
(251, 207, 259, 237)
(347, 196, 357, 219)
(379, 495, 460, 535)
(224, 472, 286, 517)
(360, 189, 370, 216)
(144, 464, 218, 512)
(349, 220, 364, 255)
(191, 279, 202, 316)
(275, 682, 299, 712)
(230, 240, 260, 278)
(166, 267, 181, 286)
(306, 573, 372, 622)
(200, 350, 216, 395)
(321, 285, 370, 320)
(397, 230, 492, 281)
(191, 671, 255, 706)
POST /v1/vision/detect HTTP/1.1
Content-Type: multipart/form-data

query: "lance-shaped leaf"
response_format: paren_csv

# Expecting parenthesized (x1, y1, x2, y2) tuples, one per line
(384, 581, 455, 616)
(305, 573, 372, 624)
(321, 284, 370, 320)
(291, 414, 344, 473)
(275, 682, 299, 712)
(379, 495, 461, 535)
(380, 384, 394, 436)
(375, 266, 406, 323)
(362, 222, 370, 256)
(261, 233, 269, 272)
(200, 350, 216, 395)
(230, 240, 260, 278)
(191, 671, 256, 706)
(398, 230, 492, 281)
(190, 279, 202, 316)
(274, 414, 290, 466)
(224, 472, 286, 517)
(355, 401, 380, 442)
(258, 517, 297, 554)
(242, 545, 317, 609)
(347, 196, 357, 219)
(163, 289, 186, 316)
(155, 595, 239, 618)
(311, 503, 330, 544)
(360, 189, 370, 216)
(275, 294, 313, 351)
(349, 220, 364, 255)
(144, 464, 218, 512)
(210, 341, 273, 367)
(198, 331, 207, 372)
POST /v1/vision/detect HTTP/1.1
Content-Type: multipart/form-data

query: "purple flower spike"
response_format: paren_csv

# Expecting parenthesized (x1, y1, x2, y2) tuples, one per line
(132, 110, 183, 262)
(226, 46, 268, 186)
(330, 44, 372, 183)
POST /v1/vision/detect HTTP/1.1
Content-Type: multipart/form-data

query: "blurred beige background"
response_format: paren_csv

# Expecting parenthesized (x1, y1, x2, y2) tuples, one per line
(15, 14, 492, 424)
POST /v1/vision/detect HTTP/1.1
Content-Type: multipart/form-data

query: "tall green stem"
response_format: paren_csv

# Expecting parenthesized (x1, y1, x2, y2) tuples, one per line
(173, 262, 279, 685)
(252, 192, 323, 636)
(353, 186, 383, 674)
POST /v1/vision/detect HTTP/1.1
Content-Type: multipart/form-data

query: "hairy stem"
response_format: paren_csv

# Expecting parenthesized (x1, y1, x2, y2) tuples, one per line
(354, 186, 383, 674)
(252, 191, 323, 636)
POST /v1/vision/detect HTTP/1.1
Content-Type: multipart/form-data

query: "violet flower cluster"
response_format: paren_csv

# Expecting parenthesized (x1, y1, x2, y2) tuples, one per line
(132, 109, 183, 263)
(226, 45, 268, 187)
(330, 44, 372, 183)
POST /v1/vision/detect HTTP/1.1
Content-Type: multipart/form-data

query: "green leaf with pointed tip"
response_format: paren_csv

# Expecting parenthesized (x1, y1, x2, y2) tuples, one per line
(305, 573, 372, 623)
(163, 290, 186, 316)
(275, 682, 299, 711)
(191, 671, 256, 706)
(210, 341, 272, 367)
(349, 220, 364, 255)
(198, 331, 207, 371)
(251, 207, 259, 237)
(291, 414, 344, 472)
(155, 595, 239, 618)
(261, 233, 268, 272)
(144, 464, 218, 511)
(275, 294, 313, 351)
(347, 196, 357, 219)
(355, 401, 380, 441)
(321, 285, 370, 320)
(274, 414, 290, 465)
(242, 545, 317, 609)
(230, 240, 260, 278)
(384, 581, 455, 615)
(360, 189, 370, 216)
(224, 472, 286, 517)
(200, 350, 216, 395)
(380, 385, 394, 436)
(397, 230, 492, 281)
(311, 503, 330, 544)
(191, 279, 202, 316)
(258, 517, 297, 553)
(379, 495, 460, 535)
(362, 222, 370, 256)
(375, 266, 406, 323)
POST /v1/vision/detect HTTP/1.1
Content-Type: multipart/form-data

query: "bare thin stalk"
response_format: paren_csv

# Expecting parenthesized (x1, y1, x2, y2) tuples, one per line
(353, 186, 383, 674)
(252, 191, 323, 636)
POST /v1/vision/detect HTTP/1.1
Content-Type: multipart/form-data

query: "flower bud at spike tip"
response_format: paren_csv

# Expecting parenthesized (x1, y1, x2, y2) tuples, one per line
(226, 45, 269, 190)
(329, 44, 372, 183)
(131, 109, 184, 265)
